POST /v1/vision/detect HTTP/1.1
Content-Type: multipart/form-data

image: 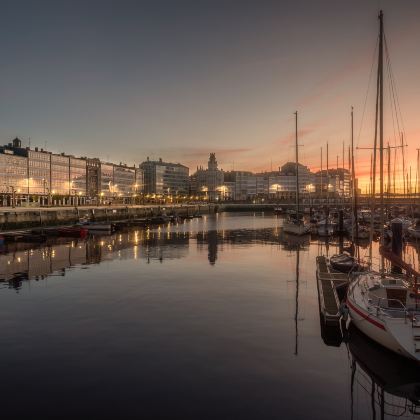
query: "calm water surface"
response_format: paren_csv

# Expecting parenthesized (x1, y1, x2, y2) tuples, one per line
(1, 212, 420, 419)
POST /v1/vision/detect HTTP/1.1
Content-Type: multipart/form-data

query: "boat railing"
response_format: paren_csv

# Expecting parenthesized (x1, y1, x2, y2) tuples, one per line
(367, 295, 409, 320)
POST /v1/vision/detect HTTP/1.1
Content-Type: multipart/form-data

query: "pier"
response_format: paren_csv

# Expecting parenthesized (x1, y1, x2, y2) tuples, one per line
(316, 256, 348, 325)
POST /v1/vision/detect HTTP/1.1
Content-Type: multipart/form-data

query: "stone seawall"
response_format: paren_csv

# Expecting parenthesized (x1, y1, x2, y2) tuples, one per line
(0, 204, 214, 230)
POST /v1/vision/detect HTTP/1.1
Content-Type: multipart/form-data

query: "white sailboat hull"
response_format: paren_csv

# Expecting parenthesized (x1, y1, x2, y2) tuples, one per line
(347, 279, 420, 362)
(347, 297, 407, 356)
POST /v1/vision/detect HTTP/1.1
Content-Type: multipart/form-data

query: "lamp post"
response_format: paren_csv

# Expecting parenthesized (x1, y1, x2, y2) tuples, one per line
(42, 178, 49, 206)
(27, 177, 32, 204)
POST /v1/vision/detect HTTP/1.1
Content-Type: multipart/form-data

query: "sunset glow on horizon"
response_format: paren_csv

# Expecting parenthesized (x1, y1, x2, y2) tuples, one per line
(0, 0, 419, 193)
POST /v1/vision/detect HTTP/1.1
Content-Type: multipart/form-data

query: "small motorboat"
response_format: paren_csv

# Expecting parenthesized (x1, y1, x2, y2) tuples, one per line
(330, 253, 363, 273)
(58, 227, 88, 238)
(283, 215, 310, 236)
(79, 222, 115, 232)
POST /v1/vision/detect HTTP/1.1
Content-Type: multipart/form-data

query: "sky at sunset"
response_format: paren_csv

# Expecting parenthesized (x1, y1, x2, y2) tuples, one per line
(0, 0, 419, 191)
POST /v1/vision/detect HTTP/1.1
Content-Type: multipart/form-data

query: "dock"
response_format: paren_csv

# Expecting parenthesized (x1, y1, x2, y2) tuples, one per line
(316, 256, 349, 325)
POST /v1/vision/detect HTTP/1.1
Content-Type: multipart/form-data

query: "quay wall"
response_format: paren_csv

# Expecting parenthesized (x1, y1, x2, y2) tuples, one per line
(0, 205, 215, 230)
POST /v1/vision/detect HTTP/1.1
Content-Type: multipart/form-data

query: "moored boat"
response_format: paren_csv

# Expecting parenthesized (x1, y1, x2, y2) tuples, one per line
(282, 111, 310, 236)
(283, 216, 310, 236)
(329, 253, 363, 273)
(347, 272, 420, 361)
(347, 11, 420, 363)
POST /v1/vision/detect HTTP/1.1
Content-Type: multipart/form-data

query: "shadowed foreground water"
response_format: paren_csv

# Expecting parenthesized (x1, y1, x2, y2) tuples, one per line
(1, 213, 420, 419)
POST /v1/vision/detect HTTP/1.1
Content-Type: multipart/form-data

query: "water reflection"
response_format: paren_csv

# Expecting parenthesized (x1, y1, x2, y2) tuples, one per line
(0, 217, 314, 290)
(348, 326, 420, 419)
(1, 213, 420, 419)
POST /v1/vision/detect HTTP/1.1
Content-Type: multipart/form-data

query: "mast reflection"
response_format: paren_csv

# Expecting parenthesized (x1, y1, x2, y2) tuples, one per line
(348, 326, 420, 419)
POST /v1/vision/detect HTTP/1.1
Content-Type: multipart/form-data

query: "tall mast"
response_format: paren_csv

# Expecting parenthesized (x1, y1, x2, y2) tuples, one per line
(326, 141, 329, 219)
(295, 111, 299, 217)
(378, 10, 385, 272)
(342, 142, 345, 201)
(320, 147, 323, 200)
(387, 143, 391, 200)
(401, 133, 406, 196)
(416, 149, 420, 203)
(393, 147, 397, 195)
(351, 107, 358, 246)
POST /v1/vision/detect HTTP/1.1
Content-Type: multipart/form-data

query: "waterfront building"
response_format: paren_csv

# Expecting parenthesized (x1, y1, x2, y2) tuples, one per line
(69, 156, 87, 204)
(1, 138, 52, 204)
(191, 153, 224, 201)
(222, 171, 270, 201)
(134, 167, 144, 196)
(0, 137, 144, 206)
(99, 162, 114, 198)
(140, 158, 189, 196)
(314, 168, 350, 197)
(51, 154, 70, 196)
(0, 148, 28, 206)
(222, 163, 315, 201)
(191, 153, 224, 200)
(27, 148, 51, 196)
(113, 164, 136, 197)
(86, 158, 100, 199)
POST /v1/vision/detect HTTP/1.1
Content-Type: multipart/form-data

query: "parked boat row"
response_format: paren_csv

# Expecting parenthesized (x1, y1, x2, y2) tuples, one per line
(0, 212, 204, 244)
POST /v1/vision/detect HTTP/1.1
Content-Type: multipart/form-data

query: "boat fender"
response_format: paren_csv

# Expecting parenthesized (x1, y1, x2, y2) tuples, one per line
(339, 302, 349, 321)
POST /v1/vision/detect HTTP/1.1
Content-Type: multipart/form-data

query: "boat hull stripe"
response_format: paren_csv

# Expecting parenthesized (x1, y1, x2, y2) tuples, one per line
(347, 299, 386, 330)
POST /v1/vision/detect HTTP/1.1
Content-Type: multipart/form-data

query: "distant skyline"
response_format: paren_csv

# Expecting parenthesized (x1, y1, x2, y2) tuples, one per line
(1, 0, 419, 191)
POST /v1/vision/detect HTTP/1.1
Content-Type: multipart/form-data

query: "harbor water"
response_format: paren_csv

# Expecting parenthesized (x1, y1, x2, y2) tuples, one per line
(1, 212, 420, 419)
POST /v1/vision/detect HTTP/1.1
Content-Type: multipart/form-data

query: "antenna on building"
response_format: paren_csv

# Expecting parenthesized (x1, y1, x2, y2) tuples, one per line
(28, 137, 31, 149)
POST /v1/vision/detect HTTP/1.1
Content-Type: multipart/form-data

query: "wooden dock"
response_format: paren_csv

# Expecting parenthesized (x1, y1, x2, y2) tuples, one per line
(316, 256, 348, 325)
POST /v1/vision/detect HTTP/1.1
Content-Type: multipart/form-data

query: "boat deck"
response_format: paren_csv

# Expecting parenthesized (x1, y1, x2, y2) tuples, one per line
(316, 256, 349, 325)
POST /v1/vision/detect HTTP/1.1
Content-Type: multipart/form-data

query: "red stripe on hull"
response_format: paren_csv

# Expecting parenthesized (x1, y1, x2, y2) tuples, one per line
(346, 299, 386, 330)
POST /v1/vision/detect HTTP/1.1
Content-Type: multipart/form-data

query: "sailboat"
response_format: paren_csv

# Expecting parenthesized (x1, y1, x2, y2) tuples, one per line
(283, 112, 310, 235)
(347, 11, 420, 362)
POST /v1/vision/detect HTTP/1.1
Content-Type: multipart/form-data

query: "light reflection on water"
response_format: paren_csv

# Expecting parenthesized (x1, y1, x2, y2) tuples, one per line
(0, 212, 420, 419)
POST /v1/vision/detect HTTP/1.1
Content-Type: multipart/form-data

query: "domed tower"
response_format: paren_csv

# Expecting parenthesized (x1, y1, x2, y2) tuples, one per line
(208, 153, 218, 171)
(207, 153, 224, 201)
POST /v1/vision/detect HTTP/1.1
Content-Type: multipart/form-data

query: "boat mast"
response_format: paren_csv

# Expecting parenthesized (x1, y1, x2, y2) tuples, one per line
(401, 133, 406, 196)
(295, 111, 300, 218)
(351, 107, 359, 257)
(326, 141, 329, 215)
(417, 148, 420, 204)
(370, 42, 380, 249)
(387, 143, 391, 217)
(378, 10, 384, 273)
(342, 141, 345, 207)
(320, 147, 323, 202)
(294, 244, 300, 356)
